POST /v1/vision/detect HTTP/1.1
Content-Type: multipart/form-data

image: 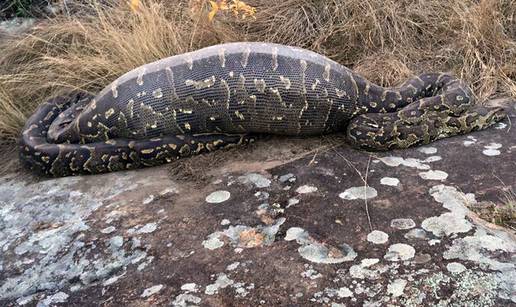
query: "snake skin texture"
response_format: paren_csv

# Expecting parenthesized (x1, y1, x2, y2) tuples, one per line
(19, 42, 506, 176)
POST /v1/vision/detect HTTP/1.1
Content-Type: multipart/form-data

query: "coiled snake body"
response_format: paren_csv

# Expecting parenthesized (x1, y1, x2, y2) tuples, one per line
(20, 42, 505, 176)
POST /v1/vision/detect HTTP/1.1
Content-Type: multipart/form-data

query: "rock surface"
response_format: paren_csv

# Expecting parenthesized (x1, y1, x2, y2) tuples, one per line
(0, 103, 515, 306)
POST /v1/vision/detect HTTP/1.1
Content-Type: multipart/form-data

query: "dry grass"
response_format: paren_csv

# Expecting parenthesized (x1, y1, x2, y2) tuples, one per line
(0, 0, 515, 146)
(468, 188, 516, 231)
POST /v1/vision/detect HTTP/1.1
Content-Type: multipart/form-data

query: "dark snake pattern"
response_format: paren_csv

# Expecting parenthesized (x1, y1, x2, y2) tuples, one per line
(19, 42, 506, 177)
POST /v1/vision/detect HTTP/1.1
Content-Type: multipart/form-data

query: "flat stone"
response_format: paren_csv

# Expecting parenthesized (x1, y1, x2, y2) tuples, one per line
(0, 103, 514, 306)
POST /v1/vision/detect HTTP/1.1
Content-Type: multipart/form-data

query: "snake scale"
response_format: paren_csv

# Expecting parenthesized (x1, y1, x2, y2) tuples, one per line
(20, 42, 505, 177)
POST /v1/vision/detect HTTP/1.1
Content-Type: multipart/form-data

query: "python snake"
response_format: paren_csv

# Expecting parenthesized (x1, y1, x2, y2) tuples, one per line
(19, 42, 505, 177)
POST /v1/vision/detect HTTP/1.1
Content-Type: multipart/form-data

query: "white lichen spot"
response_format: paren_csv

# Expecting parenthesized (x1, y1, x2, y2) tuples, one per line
(138, 223, 158, 234)
(172, 293, 201, 306)
(463, 136, 477, 147)
(205, 190, 231, 203)
(495, 122, 507, 129)
(101, 226, 116, 234)
(390, 218, 416, 230)
(285, 227, 356, 264)
(367, 230, 389, 244)
(38, 292, 69, 306)
(254, 191, 269, 201)
(296, 185, 318, 194)
(181, 283, 199, 292)
(384, 243, 415, 261)
(482, 149, 501, 156)
(339, 186, 377, 200)
(220, 219, 231, 226)
(285, 227, 308, 242)
(205, 273, 234, 295)
(428, 239, 441, 246)
(142, 195, 155, 205)
(377, 156, 431, 170)
(361, 258, 380, 267)
(419, 170, 448, 181)
(417, 147, 437, 155)
(202, 233, 225, 250)
(424, 155, 442, 163)
(421, 185, 474, 237)
(238, 173, 271, 188)
(404, 228, 428, 240)
(336, 287, 353, 298)
(387, 279, 407, 297)
(159, 187, 178, 196)
(286, 198, 300, 208)
(279, 173, 296, 183)
(444, 235, 514, 271)
(482, 143, 502, 156)
(301, 267, 323, 280)
(298, 243, 357, 264)
(226, 262, 240, 271)
(348, 259, 383, 279)
(380, 177, 400, 187)
(109, 236, 124, 248)
(141, 284, 163, 297)
(103, 272, 126, 286)
(446, 262, 466, 274)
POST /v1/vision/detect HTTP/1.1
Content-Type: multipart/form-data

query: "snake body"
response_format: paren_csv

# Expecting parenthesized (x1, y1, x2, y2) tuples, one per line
(20, 42, 505, 176)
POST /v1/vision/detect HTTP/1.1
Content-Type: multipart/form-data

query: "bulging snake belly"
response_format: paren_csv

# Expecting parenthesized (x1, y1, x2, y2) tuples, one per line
(19, 42, 506, 176)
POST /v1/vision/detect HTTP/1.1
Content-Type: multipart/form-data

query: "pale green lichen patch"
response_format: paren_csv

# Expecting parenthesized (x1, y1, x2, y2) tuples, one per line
(296, 185, 318, 194)
(339, 186, 377, 200)
(387, 278, 407, 297)
(380, 177, 400, 186)
(376, 156, 439, 170)
(285, 227, 357, 263)
(417, 146, 437, 154)
(141, 284, 163, 298)
(446, 262, 466, 274)
(238, 173, 271, 188)
(202, 218, 286, 250)
(419, 170, 448, 181)
(390, 218, 416, 230)
(384, 243, 415, 261)
(367, 230, 389, 244)
(482, 143, 502, 156)
(421, 185, 474, 237)
(205, 190, 231, 203)
(0, 173, 155, 301)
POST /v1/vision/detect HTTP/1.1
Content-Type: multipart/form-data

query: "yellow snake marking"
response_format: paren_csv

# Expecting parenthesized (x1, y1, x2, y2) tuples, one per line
(185, 76, 216, 89)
